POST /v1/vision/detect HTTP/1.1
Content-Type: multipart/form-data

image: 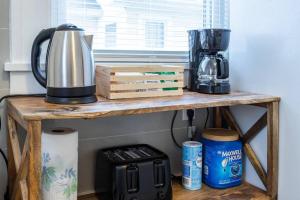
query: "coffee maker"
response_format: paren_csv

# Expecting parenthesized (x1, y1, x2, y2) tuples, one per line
(188, 29, 231, 94)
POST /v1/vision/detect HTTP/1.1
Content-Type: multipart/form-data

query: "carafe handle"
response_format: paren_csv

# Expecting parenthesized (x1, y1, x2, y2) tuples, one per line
(217, 57, 229, 79)
(31, 28, 56, 88)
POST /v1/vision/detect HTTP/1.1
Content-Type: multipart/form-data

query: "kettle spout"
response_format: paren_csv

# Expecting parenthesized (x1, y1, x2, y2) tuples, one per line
(83, 35, 93, 49)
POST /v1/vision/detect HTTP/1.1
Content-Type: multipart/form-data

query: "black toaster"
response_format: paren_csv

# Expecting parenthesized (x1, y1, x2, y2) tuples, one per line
(95, 144, 172, 200)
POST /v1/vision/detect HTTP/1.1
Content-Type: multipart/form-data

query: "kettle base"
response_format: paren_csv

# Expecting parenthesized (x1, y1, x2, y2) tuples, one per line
(46, 95, 97, 104)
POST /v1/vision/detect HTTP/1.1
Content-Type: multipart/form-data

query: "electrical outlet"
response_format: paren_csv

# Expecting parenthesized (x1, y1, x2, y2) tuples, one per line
(182, 109, 196, 121)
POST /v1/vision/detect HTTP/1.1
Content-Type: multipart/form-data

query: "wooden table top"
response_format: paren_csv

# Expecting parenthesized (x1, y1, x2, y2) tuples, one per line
(6, 91, 280, 121)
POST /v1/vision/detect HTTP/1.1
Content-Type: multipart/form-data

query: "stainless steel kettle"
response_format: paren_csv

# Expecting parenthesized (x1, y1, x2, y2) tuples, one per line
(31, 24, 97, 104)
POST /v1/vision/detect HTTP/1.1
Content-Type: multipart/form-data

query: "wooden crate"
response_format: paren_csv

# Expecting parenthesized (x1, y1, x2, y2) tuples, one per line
(96, 65, 184, 99)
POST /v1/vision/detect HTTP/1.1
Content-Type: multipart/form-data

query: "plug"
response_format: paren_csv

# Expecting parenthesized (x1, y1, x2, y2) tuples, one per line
(187, 109, 194, 126)
(182, 109, 195, 121)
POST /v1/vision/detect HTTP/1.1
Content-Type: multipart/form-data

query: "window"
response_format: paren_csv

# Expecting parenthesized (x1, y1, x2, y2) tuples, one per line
(105, 23, 117, 48)
(145, 22, 164, 49)
(203, 0, 230, 29)
(51, 0, 230, 61)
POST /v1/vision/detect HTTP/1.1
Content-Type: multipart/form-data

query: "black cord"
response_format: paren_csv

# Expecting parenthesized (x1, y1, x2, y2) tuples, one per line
(0, 93, 45, 200)
(204, 108, 210, 129)
(171, 110, 182, 149)
(0, 147, 8, 200)
(187, 109, 194, 127)
(0, 149, 8, 168)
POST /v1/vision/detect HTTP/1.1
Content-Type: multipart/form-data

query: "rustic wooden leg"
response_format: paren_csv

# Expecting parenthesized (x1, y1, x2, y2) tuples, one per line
(7, 115, 22, 197)
(7, 124, 16, 198)
(27, 121, 42, 200)
(7, 114, 31, 200)
(213, 107, 222, 128)
(11, 136, 29, 200)
(267, 102, 279, 200)
(243, 113, 268, 143)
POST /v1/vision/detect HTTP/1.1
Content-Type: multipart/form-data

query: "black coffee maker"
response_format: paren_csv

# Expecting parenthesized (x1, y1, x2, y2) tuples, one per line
(188, 29, 231, 94)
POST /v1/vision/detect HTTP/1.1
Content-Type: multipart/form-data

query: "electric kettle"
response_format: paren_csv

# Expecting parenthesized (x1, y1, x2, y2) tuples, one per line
(31, 24, 97, 104)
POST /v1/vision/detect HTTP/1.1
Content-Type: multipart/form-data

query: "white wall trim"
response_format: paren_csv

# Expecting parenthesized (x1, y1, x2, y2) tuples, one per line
(4, 63, 31, 72)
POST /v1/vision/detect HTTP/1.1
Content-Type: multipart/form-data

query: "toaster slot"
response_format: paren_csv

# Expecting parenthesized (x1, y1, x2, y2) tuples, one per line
(130, 148, 147, 159)
(139, 147, 156, 157)
(127, 165, 139, 193)
(124, 150, 141, 159)
(154, 160, 165, 187)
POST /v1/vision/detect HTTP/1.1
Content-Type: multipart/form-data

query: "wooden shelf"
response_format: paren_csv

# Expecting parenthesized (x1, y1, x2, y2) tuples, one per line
(78, 182, 269, 200)
(6, 91, 279, 200)
(7, 91, 279, 121)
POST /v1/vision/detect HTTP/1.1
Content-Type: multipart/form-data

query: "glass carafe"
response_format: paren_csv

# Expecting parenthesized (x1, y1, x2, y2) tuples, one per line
(198, 54, 229, 85)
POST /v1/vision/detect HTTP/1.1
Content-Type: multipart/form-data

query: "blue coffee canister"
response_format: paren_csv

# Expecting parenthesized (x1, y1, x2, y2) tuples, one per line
(182, 141, 202, 190)
(202, 128, 243, 189)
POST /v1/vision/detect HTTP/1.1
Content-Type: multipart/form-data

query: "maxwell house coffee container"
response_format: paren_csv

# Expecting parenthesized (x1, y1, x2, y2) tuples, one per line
(202, 129, 242, 189)
(182, 141, 202, 190)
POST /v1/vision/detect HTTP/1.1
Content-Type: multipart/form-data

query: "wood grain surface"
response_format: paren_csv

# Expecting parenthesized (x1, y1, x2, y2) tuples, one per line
(6, 91, 280, 121)
(267, 102, 279, 200)
(96, 65, 184, 99)
(78, 182, 270, 200)
(27, 121, 42, 200)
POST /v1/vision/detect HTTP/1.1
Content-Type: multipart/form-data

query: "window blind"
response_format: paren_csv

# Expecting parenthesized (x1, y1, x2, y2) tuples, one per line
(51, 0, 230, 52)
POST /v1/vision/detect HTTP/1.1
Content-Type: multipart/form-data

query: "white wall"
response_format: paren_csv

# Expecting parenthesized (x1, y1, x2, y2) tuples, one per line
(10, 0, 51, 63)
(230, 1, 300, 199)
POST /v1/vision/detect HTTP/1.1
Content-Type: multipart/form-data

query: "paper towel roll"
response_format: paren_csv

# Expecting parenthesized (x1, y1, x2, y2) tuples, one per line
(42, 128, 78, 200)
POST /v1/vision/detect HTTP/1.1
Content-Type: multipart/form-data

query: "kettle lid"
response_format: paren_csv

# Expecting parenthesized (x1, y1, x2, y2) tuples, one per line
(56, 23, 84, 31)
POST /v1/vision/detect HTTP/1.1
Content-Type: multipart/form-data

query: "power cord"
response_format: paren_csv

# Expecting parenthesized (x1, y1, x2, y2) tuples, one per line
(171, 108, 208, 148)
(186, 109, 195, 140)
(187, 109, 194, 127)
(0, 148, 8, 200)
(0, 93, 45, 200)
(170, 110, 182, 149)
(204, 108, 210, 129)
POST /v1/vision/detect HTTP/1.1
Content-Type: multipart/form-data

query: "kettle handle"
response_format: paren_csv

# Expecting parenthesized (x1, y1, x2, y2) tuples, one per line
(31, 28, 56, 88)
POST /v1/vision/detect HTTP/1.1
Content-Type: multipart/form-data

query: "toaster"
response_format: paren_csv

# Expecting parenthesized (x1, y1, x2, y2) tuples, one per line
(95, 144, 172, 200)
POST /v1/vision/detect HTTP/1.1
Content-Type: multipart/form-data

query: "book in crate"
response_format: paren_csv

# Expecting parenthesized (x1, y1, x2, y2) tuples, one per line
(96, 65, 184, 99)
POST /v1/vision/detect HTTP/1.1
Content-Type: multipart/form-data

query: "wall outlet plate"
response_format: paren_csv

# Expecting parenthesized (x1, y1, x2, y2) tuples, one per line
(182, 109, 196, 121)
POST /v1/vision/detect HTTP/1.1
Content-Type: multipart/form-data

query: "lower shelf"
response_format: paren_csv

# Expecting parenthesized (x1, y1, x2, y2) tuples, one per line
(78, 182, 270, 200)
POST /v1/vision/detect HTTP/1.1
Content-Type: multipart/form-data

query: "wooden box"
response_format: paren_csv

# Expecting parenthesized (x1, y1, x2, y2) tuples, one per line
(96, 65, 184, 99)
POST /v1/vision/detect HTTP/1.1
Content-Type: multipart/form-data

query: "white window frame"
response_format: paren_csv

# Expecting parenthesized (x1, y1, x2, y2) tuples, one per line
(104, 23, 117, 48)
(94, 50, 188, 64)
(144, 21, 165, 49)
